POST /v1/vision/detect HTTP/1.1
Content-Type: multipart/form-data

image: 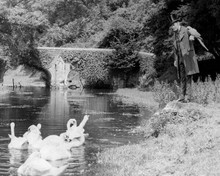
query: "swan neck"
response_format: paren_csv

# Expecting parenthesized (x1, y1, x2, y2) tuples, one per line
(67, 120, 77, 130)
(67, 121, 70, 130)
(11, 124, 15, 138)
(78, 116, 88, 129)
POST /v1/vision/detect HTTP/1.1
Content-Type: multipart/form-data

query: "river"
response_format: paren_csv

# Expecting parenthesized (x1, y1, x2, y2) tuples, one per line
(0, 87, 152, 176)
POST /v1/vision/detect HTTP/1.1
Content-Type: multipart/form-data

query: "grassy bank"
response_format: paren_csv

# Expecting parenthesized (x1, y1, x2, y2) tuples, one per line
(94, 87, 220, 176)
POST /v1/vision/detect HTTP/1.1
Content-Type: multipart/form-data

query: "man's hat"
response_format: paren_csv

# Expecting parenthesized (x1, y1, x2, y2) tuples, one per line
(170, 14, 181, 25)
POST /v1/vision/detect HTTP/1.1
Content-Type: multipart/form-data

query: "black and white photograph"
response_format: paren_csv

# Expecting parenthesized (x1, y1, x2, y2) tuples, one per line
(0, 0, 220, 175)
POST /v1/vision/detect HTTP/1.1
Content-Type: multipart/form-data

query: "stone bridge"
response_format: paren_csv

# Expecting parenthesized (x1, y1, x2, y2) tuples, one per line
(38, 47, 154, 88)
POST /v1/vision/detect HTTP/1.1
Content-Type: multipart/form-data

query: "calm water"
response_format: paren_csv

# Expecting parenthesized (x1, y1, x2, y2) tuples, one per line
(0, 87, 152, 176)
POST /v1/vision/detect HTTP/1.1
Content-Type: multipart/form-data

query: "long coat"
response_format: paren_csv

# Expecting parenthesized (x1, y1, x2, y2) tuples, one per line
(173, 26, 200, 76)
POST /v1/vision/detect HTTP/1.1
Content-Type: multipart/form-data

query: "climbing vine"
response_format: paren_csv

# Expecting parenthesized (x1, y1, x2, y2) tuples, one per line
(60, 50, 112, 87)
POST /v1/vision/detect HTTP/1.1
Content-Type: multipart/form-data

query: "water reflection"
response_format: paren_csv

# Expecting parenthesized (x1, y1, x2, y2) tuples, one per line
(0, 87, 152, 176)
(9, 149, 29, 166)
(41, 90, 70, 119)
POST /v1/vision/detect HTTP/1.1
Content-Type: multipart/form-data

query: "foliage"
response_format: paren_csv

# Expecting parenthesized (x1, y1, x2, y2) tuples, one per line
(151, 80, 181, 107)
(107, 41, 139, 75)
(38, 50, 54, 68)
(79, 55, 110, 88)
(59, 50, 111, 88)
(100, 4, 146, 87)
(106, 41, 139, 87)
(1, 0, 220, 87)
(0, 0, 48, 67)
(191, 76, 220, 104)
(151, 76, 220, 106)
(139, 53, 156, 89)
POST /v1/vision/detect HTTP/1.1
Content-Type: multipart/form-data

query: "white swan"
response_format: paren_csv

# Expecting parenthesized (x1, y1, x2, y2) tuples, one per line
(17, 152, 68, 176)
(41, 115, 89, 150)
(26, 121, 72, 150)
(64, 115, 89, 141)
(58, 115, 89, 150)
(63, 134, 86, 150)
(26, 133, 72, 161)
(23, 124, 43, 150)
(40, 133, 85, 152)
(8, 122, 29, 150)
(40, 144, 71, 161)
(24, 125, 72, 161)
(26, 115, 89, 157)
(60, 119, 77, 140)
(23, 124, 42, 139)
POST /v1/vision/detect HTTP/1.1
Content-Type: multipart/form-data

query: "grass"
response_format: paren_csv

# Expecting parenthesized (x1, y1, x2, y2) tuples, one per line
(94, 78, 220, 176)
(151, 76, 220, 106)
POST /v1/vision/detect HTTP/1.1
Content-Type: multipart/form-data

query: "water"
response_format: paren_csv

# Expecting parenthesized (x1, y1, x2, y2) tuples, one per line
(0, 87, 152, 176)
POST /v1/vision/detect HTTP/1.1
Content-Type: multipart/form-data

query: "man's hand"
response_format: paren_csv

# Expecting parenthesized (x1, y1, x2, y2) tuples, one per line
(189, 35, 195, 41)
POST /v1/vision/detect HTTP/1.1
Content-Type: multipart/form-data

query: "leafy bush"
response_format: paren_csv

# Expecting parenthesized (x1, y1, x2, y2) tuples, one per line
(107, 43, 139, 74)
(151, 80, 181, 107)
(60, 50, 111, 88)
(106, 42, 140, 88)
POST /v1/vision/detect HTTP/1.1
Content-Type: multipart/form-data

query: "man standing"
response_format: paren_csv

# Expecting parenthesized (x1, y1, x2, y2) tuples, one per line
(171, 19, 207, 102)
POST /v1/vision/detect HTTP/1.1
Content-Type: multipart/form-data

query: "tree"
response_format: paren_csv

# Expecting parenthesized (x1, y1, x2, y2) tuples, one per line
(0, 0, 51, 87)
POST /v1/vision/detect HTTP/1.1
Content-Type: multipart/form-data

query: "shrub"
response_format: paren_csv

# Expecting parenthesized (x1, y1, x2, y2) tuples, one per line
(106, 28, 141, 88)
(151, 80, 181, 107)
(60, 50, 112, 88)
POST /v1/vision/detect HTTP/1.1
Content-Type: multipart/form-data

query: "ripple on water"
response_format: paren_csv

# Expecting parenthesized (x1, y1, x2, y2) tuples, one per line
(121, 112, 142, 117)
(0, 105, 32, 109)
(0, 146, 18, 176)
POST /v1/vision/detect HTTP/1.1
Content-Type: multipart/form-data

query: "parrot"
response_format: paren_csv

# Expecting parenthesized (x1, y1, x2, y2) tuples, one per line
(187, 26, 209, 51)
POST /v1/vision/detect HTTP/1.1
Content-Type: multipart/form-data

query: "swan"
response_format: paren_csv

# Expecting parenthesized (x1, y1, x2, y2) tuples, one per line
(23, 123, 42, 139)
(17, 152, 68, 176)
(24, 125, 72, 161)
(24, 124, 65, 150)
(40, 144, 71, 161)
(26, 120, 72, 150)
(26, 115, 89, 153)
(64, 115, 89, 142)
(63, 134, 85, 150)
(8, 122, 29, 150)
(23, 124, 43, 150)
(60, 118, 77, 140)
(26, 133, 71, 161)
(58, 115, 89, 150)
(40, 133, 85, 152)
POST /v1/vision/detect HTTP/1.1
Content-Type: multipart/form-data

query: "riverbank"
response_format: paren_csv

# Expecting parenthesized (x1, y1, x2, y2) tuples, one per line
(95, 88, 220, 176)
